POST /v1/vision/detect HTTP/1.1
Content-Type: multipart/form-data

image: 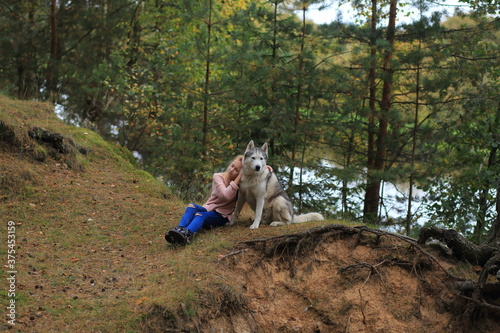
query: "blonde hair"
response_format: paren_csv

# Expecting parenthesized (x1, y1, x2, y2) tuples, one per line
(222, 155, 243, 184)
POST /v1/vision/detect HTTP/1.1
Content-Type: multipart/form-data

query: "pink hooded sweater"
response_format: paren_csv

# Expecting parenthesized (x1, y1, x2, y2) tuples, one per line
(203, 173, 239, 220)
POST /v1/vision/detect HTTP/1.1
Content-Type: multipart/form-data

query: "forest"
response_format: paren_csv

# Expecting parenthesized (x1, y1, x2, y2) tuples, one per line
(1, 0, 499, 242)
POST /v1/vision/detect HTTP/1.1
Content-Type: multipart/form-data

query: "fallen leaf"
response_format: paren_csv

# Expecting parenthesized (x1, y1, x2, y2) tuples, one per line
(135, 297, 148, 306)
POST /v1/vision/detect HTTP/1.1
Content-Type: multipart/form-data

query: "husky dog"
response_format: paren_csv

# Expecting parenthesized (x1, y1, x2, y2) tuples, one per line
(232, 140, 324, 229)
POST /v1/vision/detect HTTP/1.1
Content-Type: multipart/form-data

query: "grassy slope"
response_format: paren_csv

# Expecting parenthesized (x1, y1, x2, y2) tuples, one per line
(5, 97, 498, 333)
(0, 96, 331, 332)
(0, 96, 173, 331)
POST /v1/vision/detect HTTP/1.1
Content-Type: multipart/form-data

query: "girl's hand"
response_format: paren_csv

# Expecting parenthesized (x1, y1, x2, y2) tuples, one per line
(266, 165, 273, 172)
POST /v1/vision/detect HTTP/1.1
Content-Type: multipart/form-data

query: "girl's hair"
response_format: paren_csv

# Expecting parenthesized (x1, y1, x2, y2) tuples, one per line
(203, 155, 244, 202)
(222, 155, 243, 184)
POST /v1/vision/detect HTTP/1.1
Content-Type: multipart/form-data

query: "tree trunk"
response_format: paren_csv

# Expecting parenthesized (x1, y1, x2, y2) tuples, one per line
(375, 0, 397, 194)
(363, 0, 379, 222)
(488, 138, 500, 246)
(476, 102, 500, 242)
(342, 134, 354, 216)
(46, 0, 58, 102)
(406, 38, 422, 235)
(489, 198, 500, 246)
(201, 0, 213, 156)
(289, 4, 306, 190)
(364, 0, 397, 223)
(476, 145, 497, 242)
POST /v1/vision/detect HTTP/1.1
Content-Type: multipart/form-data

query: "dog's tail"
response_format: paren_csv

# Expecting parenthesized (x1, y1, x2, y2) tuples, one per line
(293, 213, 324, 223)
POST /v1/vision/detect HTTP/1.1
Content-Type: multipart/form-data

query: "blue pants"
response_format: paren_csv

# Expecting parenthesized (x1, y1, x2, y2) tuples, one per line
(178, 203, 228, 234)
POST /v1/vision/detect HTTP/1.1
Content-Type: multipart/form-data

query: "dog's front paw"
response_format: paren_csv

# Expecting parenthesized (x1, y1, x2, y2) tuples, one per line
(249, 222, 259, 229)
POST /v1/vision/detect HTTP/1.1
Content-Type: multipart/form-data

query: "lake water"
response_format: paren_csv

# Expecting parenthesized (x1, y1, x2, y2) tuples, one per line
(286, 156, 431, 229)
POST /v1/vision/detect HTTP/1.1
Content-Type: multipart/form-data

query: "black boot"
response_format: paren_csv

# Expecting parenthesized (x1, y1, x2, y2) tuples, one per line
(166, 227, 192, 245)
(165, 226, 187, 244)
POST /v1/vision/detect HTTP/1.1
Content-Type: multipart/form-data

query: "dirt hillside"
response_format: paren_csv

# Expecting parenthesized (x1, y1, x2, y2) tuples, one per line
(1, 96, 499, 332)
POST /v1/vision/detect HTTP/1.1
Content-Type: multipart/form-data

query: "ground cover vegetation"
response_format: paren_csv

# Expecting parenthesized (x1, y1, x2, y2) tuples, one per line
(1, 95, 500, 332)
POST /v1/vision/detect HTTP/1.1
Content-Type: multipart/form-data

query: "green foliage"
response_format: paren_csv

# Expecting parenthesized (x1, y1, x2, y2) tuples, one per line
(1, 1, 499, 240)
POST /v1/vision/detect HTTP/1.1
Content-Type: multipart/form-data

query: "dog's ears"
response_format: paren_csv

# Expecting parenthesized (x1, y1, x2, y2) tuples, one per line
(246, 140, 254, 151)
(246, 140, 268, 154)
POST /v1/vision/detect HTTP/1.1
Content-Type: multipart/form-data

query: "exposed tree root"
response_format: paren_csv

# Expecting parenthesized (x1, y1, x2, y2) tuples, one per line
(238, 224, 465, 281)
(418, 227, 500, 322)
(418, 227, 499, 266)
(340, 261, 386, 325)
(339, 261, 388, 289)
(231, 224, 500, 329)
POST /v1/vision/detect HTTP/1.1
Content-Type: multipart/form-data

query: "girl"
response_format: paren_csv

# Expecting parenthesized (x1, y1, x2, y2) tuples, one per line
(165, 155, 243, 245)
